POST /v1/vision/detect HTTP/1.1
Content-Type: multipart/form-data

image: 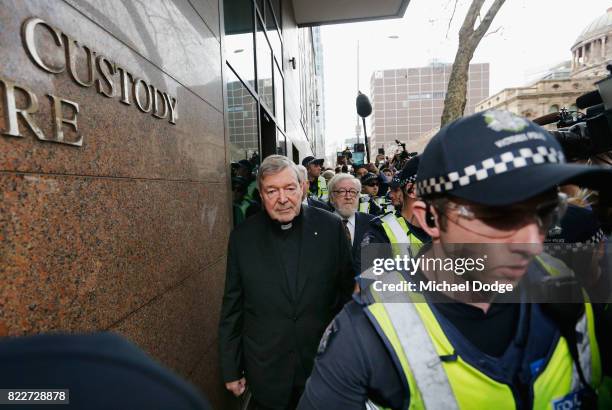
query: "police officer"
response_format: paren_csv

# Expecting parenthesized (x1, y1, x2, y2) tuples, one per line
(356, 156, 431, 287)
(235, 159, 259, 203)
(302, 156, 329, 201)
(298, 110, 612, 409)
(232, 176, 260, 225)
(360, 155, 431, 247)
(358, 173, 384, 216)
(385, 171, 404, 212)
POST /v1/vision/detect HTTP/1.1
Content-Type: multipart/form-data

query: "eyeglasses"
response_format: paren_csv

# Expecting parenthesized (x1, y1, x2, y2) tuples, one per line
(441, 193, 568, 239)
(332, 189, 359, 198)
(263, 185, 300, 200)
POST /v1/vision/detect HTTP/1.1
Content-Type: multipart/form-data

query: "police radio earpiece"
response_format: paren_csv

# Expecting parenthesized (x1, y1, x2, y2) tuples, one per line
(425, 205, 436, 228)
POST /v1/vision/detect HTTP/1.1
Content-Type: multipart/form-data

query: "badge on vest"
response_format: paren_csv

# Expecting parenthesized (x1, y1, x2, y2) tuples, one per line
(317, 320, 338, 355)
(552, 390, 584, 410)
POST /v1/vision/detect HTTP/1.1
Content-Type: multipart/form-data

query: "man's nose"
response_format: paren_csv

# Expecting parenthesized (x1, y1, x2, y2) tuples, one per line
(278, 189, 288, 203)
(509, 221, 544, 256)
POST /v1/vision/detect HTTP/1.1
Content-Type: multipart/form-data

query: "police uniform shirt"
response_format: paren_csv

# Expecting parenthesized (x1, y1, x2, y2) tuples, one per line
(308, 178, 319, 197)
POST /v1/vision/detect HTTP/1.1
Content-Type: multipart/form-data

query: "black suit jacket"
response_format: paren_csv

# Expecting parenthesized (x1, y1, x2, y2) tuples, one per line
(352, 212, 375, 276)
(306, 196, 333, 212)
(218, 206, 354, 408)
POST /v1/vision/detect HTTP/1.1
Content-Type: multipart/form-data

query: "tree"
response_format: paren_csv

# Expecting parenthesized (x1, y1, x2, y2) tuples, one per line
(441, 0, 506, 126)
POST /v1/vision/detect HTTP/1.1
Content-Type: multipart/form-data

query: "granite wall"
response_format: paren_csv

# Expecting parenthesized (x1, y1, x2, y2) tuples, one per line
(0, 0, 231, 407)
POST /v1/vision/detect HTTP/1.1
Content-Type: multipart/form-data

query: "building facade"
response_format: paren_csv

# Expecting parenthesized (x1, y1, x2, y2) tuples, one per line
(369, 62, 490, 155)
(0, 0, 408, 408)
(571, 7, 612, 79)
(476, 8, 612, 120)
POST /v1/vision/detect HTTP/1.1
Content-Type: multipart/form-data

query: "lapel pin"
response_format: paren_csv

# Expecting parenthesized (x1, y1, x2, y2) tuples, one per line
(314, 232, 318, 236)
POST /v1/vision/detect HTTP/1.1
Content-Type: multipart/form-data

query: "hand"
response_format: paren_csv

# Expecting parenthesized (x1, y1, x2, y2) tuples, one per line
(225, 377, 247, 397)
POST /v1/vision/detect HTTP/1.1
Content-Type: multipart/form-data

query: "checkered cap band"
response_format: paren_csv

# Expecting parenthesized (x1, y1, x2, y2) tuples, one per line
(416, 146, 565, 196)
(590, 229, 606, 244)
(547, 229, 605, 254)
(399, 174, 417, 187)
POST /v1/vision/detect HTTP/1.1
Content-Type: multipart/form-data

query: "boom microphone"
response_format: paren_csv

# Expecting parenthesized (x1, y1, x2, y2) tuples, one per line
(533, 112, 560, 126)
(576, 90, 602, 109)
(356, 92, 372, 118)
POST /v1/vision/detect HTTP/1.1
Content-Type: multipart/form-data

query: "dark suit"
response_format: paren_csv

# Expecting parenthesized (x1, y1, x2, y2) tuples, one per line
(218, 206, 354, 409)
(306, 196, 333, 212)
(352, 212, 375, 275)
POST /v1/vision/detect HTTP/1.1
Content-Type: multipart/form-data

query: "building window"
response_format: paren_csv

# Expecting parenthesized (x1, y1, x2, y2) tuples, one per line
(224, 0, 256, 90)
(274, 60, 285, 130)
(549, 104, 559, 113)
(256, 19, 274, 111)
(227, 65, 259, 163)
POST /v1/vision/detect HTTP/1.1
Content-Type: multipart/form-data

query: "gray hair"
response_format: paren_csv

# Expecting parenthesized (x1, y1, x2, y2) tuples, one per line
(257, 155, 301, 191)
(296, 165, 307, 183)
(327, 173, 361, 199)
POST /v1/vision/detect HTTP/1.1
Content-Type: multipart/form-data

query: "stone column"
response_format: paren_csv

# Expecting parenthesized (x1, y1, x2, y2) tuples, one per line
(602, 36, 607, 59)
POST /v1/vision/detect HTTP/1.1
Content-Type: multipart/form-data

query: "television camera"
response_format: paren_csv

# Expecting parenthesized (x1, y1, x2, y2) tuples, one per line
(535, 65, 612, 162)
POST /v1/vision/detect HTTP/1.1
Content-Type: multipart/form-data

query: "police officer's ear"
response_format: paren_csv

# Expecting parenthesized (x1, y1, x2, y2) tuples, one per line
(403, 183, 417, 200)
(413, 200, 441, 240)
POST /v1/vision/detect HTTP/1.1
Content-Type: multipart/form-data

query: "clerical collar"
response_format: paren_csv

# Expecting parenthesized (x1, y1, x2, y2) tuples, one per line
(266, 206, 303, 231)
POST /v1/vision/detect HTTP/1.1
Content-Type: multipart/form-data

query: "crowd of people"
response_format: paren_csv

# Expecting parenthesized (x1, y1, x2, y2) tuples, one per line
(222, 110, 612, 410)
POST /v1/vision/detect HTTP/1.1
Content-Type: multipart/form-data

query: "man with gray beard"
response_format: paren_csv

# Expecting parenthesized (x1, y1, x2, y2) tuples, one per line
(328, 173, 374, 275)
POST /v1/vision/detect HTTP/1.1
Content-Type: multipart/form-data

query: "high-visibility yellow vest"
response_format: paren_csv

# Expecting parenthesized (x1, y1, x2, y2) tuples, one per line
(365, 261, 603, 410)
(233, 199, 253, 225)
(380, 213, 423, 245)
(359, 200, 371, 214)
(310, 176, 328, 201)
(244, 180, 257, 201)
(380, 213, 424, 257)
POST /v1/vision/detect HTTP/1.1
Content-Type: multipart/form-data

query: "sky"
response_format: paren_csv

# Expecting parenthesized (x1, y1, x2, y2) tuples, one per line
(321, 0, 612, 155)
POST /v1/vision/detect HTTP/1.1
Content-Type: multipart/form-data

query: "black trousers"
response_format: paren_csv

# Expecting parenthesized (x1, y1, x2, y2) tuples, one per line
(252, 385, 305, 410)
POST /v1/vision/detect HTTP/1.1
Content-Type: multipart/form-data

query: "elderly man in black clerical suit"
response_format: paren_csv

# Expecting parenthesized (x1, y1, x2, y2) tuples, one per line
(327, 173, 374, 275)
(219, 155, 354, 410)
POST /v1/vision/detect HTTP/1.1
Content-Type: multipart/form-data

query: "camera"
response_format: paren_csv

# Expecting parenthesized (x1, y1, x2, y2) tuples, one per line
(544, 65, 612, 161)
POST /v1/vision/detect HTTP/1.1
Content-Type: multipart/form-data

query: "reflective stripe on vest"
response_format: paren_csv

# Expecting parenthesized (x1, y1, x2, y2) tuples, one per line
(535, 254, 603, 390)
(365, 266, 601, 409)
(237, 200, 251, 217)
(359, 201, 371, 213)
(317, 176, 328, 201)
(244, 180, 257, 201)
(380, 213, 424, 258)
(380, 213, 410, 243)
